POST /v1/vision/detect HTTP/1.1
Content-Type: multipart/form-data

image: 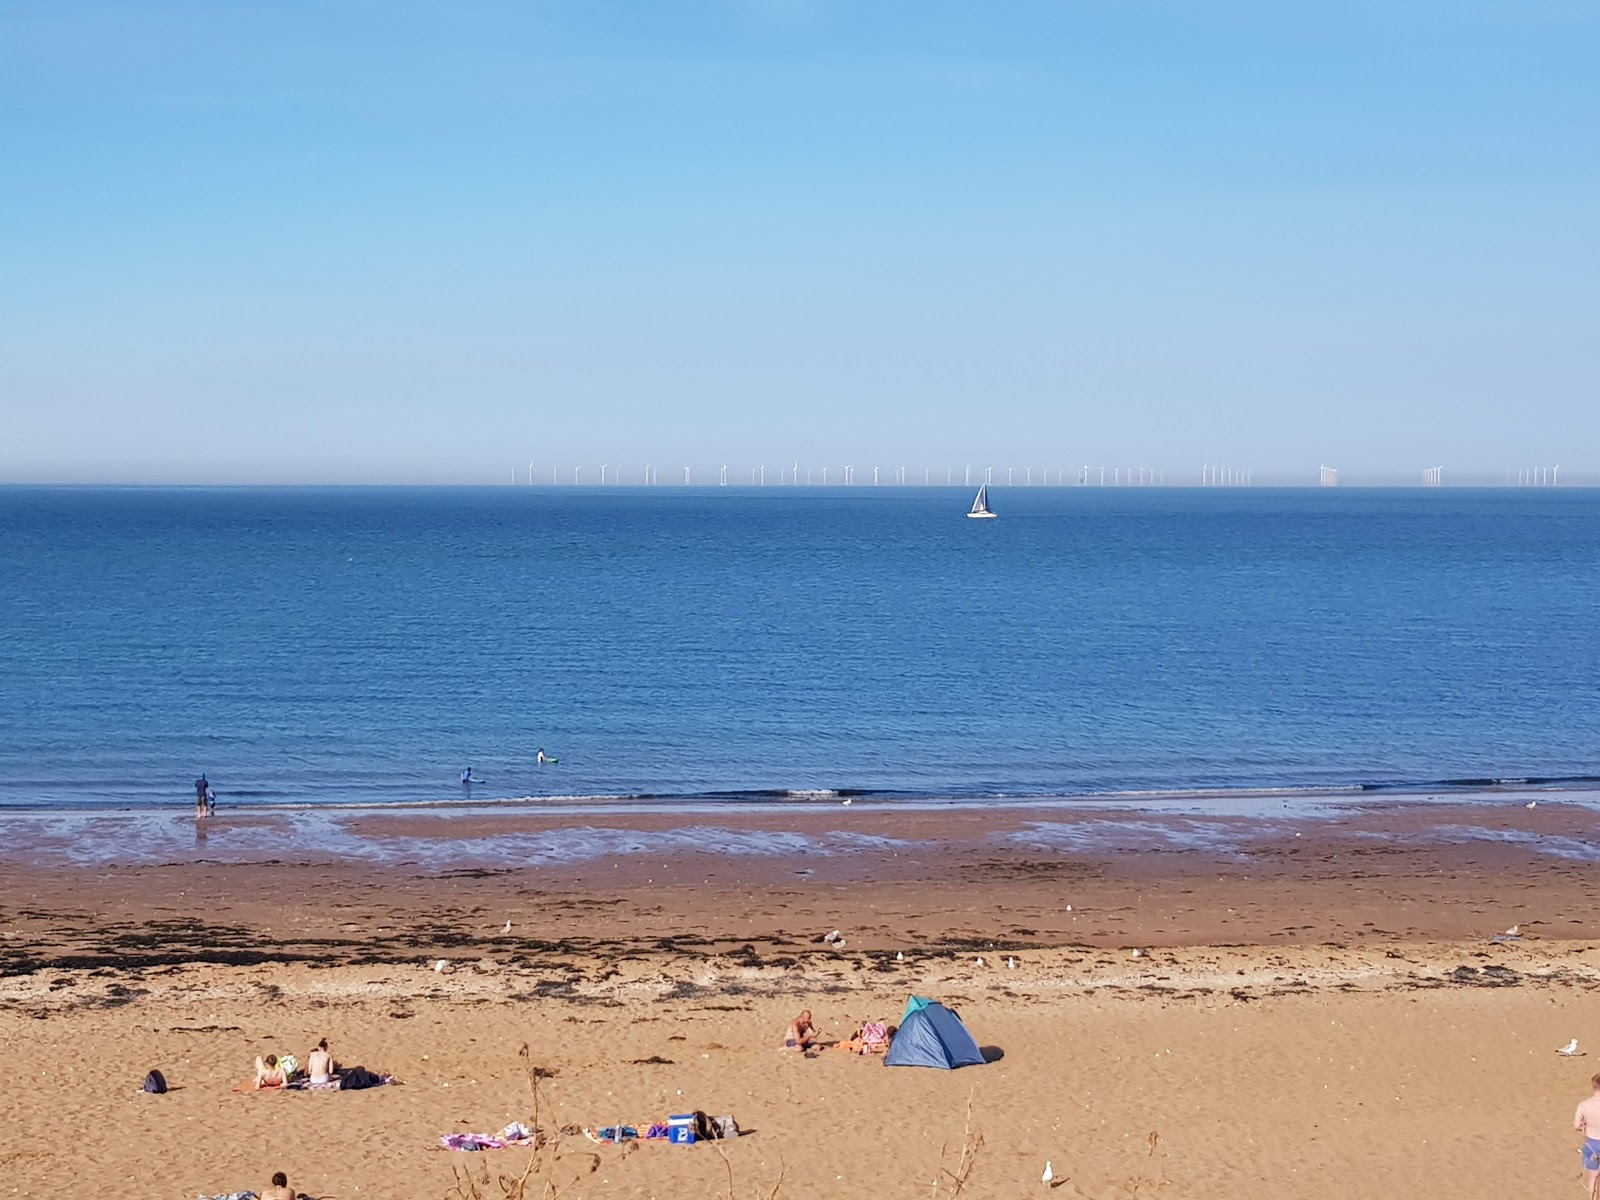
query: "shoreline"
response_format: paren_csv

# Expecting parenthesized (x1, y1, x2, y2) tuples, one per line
(2, 784, 1597, 873)
(3, 794, 1596, 976)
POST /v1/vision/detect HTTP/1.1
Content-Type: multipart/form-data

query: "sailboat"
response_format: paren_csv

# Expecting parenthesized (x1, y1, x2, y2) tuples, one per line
(966, 483, 997, 519)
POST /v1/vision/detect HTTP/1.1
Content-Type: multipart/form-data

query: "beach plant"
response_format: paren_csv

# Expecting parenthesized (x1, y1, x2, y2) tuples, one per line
(928, 1087, 984, 1198)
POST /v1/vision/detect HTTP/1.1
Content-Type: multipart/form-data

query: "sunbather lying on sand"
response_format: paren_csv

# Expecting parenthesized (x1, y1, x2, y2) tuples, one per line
(784, 1010, 819, 1050)
(254, 1054, 288, 1089)
(262, 1170, 295, 1200)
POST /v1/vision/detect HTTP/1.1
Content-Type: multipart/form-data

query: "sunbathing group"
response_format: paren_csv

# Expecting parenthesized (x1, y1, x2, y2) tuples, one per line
(251, 1039, 338, 1089)
(783, 1010, 892, 1056)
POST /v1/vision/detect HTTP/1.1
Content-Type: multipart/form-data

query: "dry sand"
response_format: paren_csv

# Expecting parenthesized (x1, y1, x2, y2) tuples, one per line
(4, 800, 1598, 1198)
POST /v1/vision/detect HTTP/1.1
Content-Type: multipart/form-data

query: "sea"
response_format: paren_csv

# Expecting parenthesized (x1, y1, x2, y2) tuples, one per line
(1, 485, 1597, 820)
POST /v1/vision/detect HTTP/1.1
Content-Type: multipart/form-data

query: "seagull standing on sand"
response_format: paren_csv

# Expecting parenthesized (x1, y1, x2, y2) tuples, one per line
(1041, 1161, 1054, 1186)
(502, 920, 512, 934)
(1558, 1039, 1580, 1056)
(1525, 800, 1537, 810)
(1505, 925, 1519, 937)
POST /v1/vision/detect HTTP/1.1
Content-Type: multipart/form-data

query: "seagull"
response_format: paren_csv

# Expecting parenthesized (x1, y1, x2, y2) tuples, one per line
(1558, 1038, 1579, 1056)
(1525, 800, 1537, 810)
(1505, 925, 1520, 937)
(433, 959, 447, 973)
(502, 920, 512, 934)
(1007, 956, 1017, 970)
(975, 956, 986, 967)
(1041, 1160, 1054, 1186)
(1065, 905, 1072, 912)
(1132, 948, 1146, 959)
(895, 951, 904, 961)
(823, 929, 841, 943)
(842, 798, 852, 806)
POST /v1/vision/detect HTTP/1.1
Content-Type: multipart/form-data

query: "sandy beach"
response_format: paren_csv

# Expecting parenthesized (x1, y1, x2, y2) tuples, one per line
(5, 796, 1599, 1198)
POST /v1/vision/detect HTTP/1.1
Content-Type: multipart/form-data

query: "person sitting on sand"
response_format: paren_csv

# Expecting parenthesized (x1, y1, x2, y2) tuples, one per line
(253, 1054, 288, 1089)
(262, 1171, 295, 1200)
(307, 1038, 336, 1085)
(784, 1010, 819, 1050)
(833, 1020, 890, 1055)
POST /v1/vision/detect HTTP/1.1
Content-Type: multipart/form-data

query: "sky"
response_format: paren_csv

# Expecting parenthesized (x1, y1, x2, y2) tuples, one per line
(1, 1, 1596, 484)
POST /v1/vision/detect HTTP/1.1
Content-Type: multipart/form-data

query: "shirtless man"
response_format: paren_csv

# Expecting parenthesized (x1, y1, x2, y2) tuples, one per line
(1576, 1075, 1600, 1198)
(262, 1171, 295, 1200)
(783, 1010, 818, 1050)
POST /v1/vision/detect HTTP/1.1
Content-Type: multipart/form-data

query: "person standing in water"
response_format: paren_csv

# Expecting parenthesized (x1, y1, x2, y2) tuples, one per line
(194, 773, 209, 818)
(536, 748, 549, 766)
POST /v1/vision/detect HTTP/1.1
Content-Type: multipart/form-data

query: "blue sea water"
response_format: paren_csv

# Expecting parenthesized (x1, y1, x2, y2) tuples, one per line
(0, 485, 1596, 812)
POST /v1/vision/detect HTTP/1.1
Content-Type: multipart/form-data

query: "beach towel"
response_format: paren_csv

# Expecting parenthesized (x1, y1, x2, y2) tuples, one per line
(198, 1193, 258, 1200)
(585, 1125, 639, 1144)
(441, 1123, 537, 1151)
(279, 1070, 396, 1091)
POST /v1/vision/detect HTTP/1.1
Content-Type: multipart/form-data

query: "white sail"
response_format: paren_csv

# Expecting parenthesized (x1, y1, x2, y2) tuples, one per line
(967, 483, 996, 518)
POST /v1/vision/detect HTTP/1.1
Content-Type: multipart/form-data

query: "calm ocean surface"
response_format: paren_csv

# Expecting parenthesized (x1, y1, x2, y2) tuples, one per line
(1, 485, 1596, 812)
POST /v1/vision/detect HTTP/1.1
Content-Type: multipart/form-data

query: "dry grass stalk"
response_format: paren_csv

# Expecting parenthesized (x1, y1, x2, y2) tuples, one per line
(928, 1087, 984, 1198)
(715, 1141, 786, 1199)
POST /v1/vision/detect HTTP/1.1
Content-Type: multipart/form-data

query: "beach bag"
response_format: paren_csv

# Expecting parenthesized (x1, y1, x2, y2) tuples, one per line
(712, 1115, 741, 1140)
(692, 1111, 716, 1142)
(142, 1068, 167, 1094)
(340, 1066, 380, 1090)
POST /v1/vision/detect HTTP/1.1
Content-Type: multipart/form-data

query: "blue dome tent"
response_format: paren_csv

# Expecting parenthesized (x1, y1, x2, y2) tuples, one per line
(885, 996, 985, 1070)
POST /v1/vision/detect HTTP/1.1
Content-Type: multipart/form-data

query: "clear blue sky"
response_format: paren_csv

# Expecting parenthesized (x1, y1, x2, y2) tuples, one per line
(2, 1, 1596, 483)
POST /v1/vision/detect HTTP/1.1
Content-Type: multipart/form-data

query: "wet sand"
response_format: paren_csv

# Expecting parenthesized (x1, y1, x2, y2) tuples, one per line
(3, 796, 1599, 1197)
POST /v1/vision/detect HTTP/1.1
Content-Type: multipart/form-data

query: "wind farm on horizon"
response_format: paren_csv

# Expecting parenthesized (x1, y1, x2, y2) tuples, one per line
(507, 462, 1579, 489)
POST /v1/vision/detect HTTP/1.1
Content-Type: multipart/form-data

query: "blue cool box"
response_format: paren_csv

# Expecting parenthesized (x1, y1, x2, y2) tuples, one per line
(667, 1114, 695, 1144)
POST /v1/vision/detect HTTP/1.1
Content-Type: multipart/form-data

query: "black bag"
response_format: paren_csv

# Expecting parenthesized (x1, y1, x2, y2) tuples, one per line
(143, 1069, 167, 1094)
(340, 1066, 380, 1090)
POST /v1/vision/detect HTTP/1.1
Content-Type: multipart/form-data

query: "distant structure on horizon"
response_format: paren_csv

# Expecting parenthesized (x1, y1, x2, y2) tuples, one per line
(1320, 465, 1339, 487)
(1423, 466, 1443, 487)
